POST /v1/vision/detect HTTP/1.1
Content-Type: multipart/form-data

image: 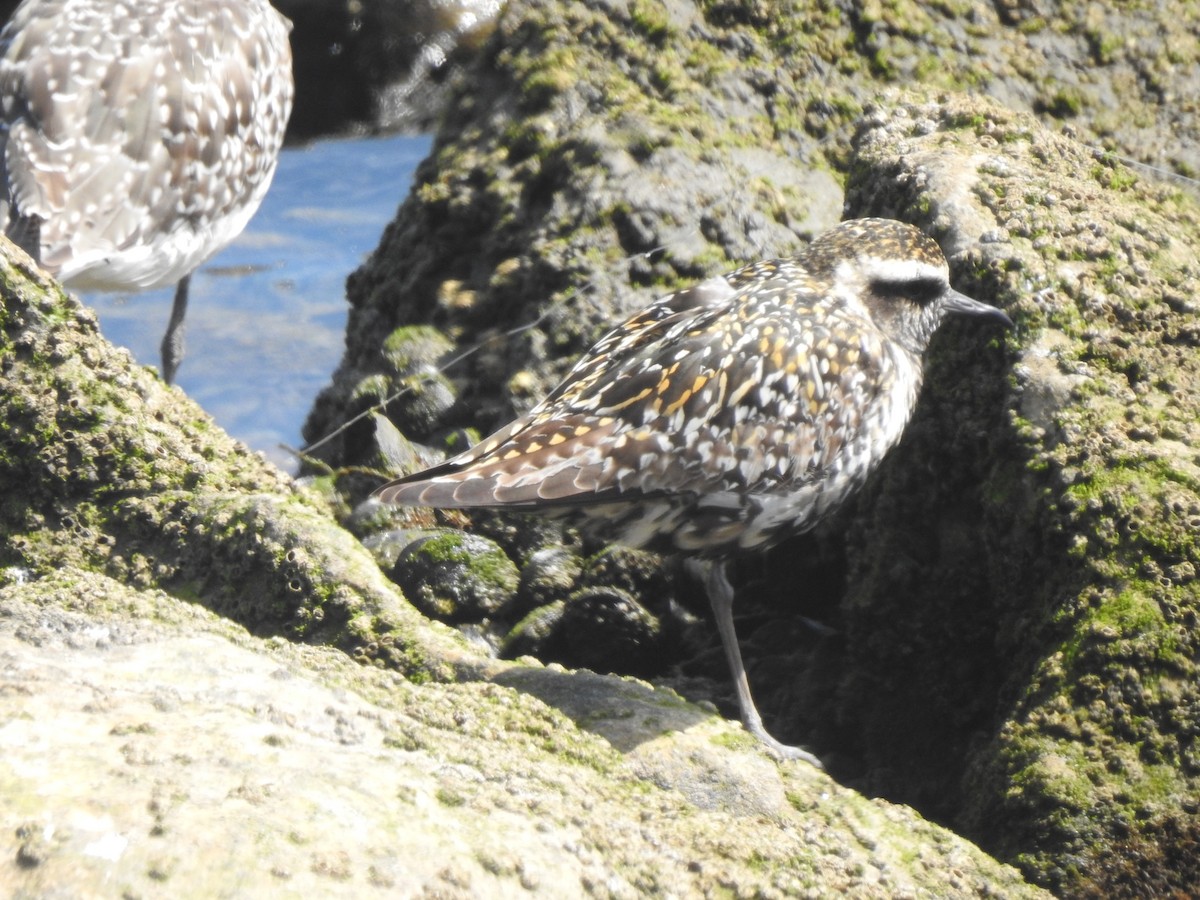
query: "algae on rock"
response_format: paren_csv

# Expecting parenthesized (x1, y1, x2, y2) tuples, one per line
(842, 95, 1200, 895)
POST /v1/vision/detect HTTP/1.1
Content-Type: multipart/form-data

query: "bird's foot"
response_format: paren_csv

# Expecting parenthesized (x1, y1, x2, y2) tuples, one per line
(746, 721, 824, 769)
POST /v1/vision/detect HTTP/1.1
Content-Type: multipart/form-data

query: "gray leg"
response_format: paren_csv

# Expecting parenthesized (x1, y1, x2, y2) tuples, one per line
(686, 558, 823, 768)
(160, 275, 190, 385)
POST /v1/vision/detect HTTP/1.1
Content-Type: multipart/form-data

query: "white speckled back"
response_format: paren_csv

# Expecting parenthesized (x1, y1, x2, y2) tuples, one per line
(0, 0, 294, 291)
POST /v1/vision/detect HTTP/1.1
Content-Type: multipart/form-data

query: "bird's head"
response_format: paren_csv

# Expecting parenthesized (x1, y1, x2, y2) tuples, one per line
(806, 218, 1012, 355)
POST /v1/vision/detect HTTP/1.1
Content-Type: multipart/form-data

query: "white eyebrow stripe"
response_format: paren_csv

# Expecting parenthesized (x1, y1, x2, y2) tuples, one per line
(857, 257, 946, 282)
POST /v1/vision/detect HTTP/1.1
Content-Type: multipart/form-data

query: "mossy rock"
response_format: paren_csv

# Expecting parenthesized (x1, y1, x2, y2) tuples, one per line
(389, 530, 519, 623)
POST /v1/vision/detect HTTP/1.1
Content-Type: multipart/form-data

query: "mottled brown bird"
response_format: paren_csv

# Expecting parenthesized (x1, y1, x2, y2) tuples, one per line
(375, 217, 1011, 765)
(0, 0, 294, 384)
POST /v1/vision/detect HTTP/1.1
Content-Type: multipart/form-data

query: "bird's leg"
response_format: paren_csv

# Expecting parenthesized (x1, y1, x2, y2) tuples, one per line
(687, 558, 824, 769)
(160, 274, 190, 385)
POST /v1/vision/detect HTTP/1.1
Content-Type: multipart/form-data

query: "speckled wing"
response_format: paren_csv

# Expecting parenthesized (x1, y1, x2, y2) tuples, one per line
(0, 2, 58, 259)
(1, 2, 162, 266)
(374, 273, 738, 508)
(375, 260, 891, 511)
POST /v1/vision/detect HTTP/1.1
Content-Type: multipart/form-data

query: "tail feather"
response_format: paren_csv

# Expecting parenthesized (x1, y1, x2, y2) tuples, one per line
(374, 456, 612, 509)
(373, 469, 500, 508)
(372, 416, 624, 509)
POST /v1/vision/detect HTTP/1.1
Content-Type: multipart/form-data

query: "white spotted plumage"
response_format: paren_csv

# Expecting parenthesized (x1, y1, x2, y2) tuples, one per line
(0, 0, 294, 382)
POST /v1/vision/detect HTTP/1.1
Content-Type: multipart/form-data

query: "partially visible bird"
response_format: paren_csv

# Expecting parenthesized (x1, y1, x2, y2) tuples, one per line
(0, 0, 294, 384)
(374, 218, 1012, 765)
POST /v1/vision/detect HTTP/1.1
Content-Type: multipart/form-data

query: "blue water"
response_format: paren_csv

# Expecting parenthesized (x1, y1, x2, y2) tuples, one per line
(86, 132, 433, 471)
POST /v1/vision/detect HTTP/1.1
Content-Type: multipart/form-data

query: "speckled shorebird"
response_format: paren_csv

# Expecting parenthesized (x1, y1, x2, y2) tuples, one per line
(0, 0, 294, 384)
(374, 218, 1011, 765)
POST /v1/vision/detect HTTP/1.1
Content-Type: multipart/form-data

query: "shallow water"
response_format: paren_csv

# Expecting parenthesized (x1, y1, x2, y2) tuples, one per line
(85, 132, 433, 472)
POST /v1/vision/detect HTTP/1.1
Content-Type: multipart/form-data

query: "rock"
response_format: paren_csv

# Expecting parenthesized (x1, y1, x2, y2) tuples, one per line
(501, 599, 567, 661)
(841, 94, 1200, 894)
(548, 587, 664, 679)
(0, 576, 1043, 898)
(374, 324, 460, 438)
(509, 546, 584, 619)
(576, 545, 674, 608)
(277, 0, 500, 138)
(366, 411, 431, 480)
(305, 0, 1200, 459)
(359, 526, 443, 573)
(504, 587, 665, 679)
(389, 531, 519, 623)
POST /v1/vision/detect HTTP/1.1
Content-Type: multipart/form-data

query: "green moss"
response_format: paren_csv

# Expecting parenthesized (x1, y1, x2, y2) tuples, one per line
(439, 428, 480, 455)
(683, 39, 733, 79)
(381, 325, 454, 373)
(629, 0, 672, 43)
(1007, 741, 1097, 813)
(1090, 161, 1139, 191)
(1042, 88, 1084, 119)
(501, 117, 559, 161)
(1061, 586, 1167, 666)
(412, 531, 519, 592)
(435, 787, 467, 807)
(1083, 27, 1121, 65)
(517, 45, 581, 110)
(708, 729, 758, 752)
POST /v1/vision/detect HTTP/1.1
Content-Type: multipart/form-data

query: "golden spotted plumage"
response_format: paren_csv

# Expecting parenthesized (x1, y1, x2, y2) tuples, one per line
(375, 218, 1011, 762)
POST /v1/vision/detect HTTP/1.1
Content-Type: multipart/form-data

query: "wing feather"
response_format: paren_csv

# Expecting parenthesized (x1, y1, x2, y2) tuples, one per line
(373, 259, 888, 511)
(375, 416, 625, 508)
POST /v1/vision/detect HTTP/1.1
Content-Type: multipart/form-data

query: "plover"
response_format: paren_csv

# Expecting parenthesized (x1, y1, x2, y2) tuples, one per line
(374, 217, 1012, 765)
(0, 0, 294, 384)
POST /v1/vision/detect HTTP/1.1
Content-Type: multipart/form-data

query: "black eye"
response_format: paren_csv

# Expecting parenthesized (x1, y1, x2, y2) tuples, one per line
(871, 277, 945, 305)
